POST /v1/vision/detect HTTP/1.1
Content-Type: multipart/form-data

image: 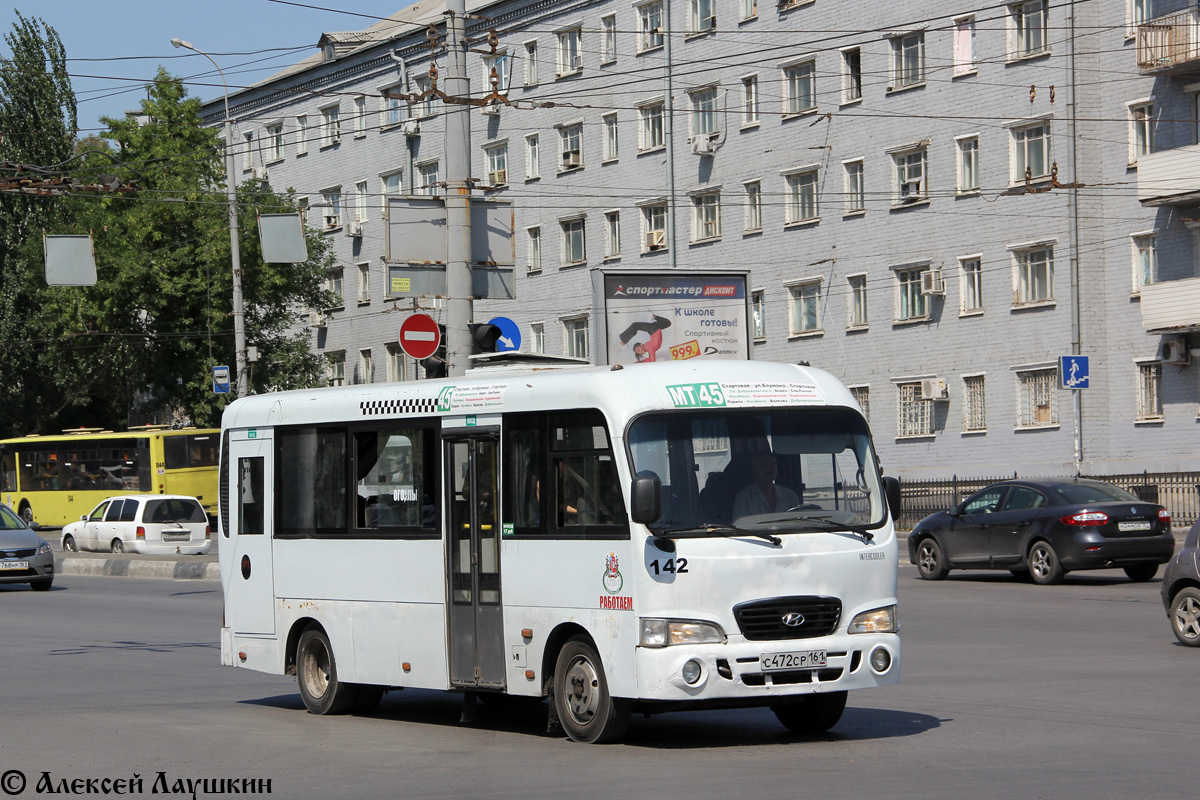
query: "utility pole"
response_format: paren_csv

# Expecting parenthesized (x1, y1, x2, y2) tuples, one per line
(443, 0, 473, 377)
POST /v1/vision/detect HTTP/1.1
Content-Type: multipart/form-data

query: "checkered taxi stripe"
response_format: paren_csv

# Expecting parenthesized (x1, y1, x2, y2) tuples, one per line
(359, 398, 439, 416)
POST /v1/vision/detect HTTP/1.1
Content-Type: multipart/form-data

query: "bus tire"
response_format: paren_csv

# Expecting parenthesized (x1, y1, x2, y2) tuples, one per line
(18, 503, 32, 525)
(296, 627, 358, 715)
(63, 535, 78, 552)
(552, 636, 631, 744)
(772, 691, 848, 735)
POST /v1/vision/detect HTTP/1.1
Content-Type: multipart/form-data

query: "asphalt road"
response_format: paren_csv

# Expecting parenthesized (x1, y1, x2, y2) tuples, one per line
(1, 565, 1195, 800)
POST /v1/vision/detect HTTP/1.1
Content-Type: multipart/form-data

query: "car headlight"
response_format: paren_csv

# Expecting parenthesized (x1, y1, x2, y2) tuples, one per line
(37, 542, 53, 556)
(640, 618, 727, 648)
(848, 605, 897, 634)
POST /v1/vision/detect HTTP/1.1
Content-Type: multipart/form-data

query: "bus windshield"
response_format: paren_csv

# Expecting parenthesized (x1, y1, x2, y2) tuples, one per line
(627, 406, 885, 534)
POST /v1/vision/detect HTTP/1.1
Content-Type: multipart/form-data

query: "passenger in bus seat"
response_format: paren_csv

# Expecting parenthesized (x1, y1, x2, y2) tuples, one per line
(732, 450, 800, 519)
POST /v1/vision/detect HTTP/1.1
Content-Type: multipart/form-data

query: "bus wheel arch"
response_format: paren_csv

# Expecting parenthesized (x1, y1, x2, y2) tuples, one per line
(295, 623, 359, 715)
(284, 617, 322, 676)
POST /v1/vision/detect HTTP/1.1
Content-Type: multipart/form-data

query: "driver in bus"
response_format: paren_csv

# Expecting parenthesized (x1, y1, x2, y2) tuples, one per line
(732, 450, 799, 519)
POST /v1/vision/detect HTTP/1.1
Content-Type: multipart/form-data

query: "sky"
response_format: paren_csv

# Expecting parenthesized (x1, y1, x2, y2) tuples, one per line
(0, 1, 418, 135)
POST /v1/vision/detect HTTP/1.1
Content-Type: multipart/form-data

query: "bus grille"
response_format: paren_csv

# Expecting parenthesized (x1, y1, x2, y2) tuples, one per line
(733, 596, 842, 641)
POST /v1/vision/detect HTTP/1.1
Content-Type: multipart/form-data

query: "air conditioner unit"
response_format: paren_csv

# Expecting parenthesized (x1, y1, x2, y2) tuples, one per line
(691, 134, 717, 155)
(900, 180, 922, 201)
(561, 151, 582, 169)
(344, 220, 363, 237)
(252, 167, 269, 181)
(488, 169, 508, 186)
(324, 215, 341, 229)
(401, 119, 421, 137)
(308, 311, 327, 328)
(481, 101, 501, 116)
(919, 377, 949, 401)
(1159, 335, 1190, 365)
(920, 269, 945, 296)
(645, 230, 666, 251)
(572, 54, 583, 70)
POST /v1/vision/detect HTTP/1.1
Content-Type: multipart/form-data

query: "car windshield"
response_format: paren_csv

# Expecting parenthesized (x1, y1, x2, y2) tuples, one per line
(0, 505, 27, 530)
(627, 406, 885, 535)
(1051, 483, 1139, 504)
(142, 498, 207, 524)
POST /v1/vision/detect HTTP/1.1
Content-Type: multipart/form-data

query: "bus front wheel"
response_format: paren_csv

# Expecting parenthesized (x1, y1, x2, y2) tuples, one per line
(772, 690, 848, 735)
(552, 636, 631, 744)
(296, 627, 358, 715)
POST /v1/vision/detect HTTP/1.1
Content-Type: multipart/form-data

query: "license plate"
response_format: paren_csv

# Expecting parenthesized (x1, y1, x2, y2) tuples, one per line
(760, 649, 828, 672)
(1118, 521, 1152, 532)
(161, 533, 190, 542)
(0, 560, 29, 570)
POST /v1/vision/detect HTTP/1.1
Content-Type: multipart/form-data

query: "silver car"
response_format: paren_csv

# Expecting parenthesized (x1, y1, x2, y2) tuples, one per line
(1161, 520, 1200, 647)
(0, 503, 55, 591)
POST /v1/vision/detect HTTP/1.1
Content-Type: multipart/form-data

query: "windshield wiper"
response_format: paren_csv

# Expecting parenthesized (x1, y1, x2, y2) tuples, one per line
(656, 524, 782, 547)
(773, 513, 876, 545)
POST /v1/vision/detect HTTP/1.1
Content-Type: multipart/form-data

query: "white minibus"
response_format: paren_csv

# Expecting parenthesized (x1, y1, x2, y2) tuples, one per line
(218, 359, 901, 743)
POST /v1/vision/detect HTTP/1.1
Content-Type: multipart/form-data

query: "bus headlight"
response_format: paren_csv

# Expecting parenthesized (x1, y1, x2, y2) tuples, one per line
(640, 618, 727, 648)
(848, 605, 897, 634)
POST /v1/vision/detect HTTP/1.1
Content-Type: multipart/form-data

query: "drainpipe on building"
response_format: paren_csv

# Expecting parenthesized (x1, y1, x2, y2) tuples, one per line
(1067, 0, 1084, 474)
(664, 0, 677, 269)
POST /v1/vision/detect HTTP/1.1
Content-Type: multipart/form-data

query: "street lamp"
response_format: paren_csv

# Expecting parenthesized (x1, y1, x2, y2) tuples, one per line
(171, 37, 248, 396)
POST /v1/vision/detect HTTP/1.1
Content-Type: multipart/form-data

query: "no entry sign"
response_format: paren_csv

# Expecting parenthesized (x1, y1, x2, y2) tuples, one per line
(399, 313, 441, 360)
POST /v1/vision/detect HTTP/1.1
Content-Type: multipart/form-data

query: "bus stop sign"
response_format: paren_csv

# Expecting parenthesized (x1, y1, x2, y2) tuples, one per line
(213, 366, 231, 394)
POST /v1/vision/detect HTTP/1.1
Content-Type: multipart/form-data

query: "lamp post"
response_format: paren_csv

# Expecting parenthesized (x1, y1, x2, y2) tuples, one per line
(171, 37, 248, 396)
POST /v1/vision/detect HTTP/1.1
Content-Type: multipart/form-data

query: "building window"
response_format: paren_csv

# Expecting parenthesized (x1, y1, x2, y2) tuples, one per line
(1132, 232, 1157, 290)
(639, 102, 665, 150)
(527, 226, 542, 273)
(602, 114, 619, 161)
(788, 280, 822, 335)
(525, 134, 540, 179)
(1009, 1, 1048, 59)
(382, 83, 405, 127)
(485, 143, 508, 185)
(1013, 121, 1051, 182)
(353, 180, 367, 223)
(639, 2, 664, 51)
(954, 16, 976, 75)
(691, 87, 719, 136)
(295, 115, 308, 155)
(381, 171, 402, 214)
(844, 160, 865, 213)
(689, 0, 716, 34)
(896, 268, 927, 321)
(740, 0, 758, 20)
(385, 343, 409, 382)
(1014, 246, 1054, 304)
(353, 95, 366, 136)
(530, 323, 545, 354)
(561, 217, 586, 264)
(321, 189, 342, 229)
(320, 104, 341, 147)
(848, 275, 868, 327)
(842, 48, 862, 103)
(751, 289, 766, 339)
(893, 146, 927, 203)
(242, 132, 254, 172)
(963, 375, 987, 432)
(358, 349, 374, 385)
(417, 161, 439, 195)
(642, 203, 667, 251)
(357, 262, 370, 303)
(524, 40, 539, 86)
(742, 75, 759, 125)
(482, 51, 511, 95)
(605, 211, 621, 258)
(412, 74, 434, 118)
(1016, 368, 1058, 428)
(559, 123, 583, 170)
(1137, 362, 1163, 421)
(850, 386, 870, 424)
(744, 181, 762, 231)
(785, 169, 819, 224)
(957, 136, 979, 193)
(601, 15, 617, 62)
(897, 382, 933, 437)
(326, 352, 346, 387)
(326, 267, 344, 308)
(692, 192, 721, 241)
(564, 317, 589, 359)
(889, 32, 925, 90)
(960, 256, 983, 312)
(1127, 0, 1153, 37)
(556, 28, 582, 76)
(1129, 101, 1154, 164)
(266, 124, 283, 162)
(783, 61, 816, 115)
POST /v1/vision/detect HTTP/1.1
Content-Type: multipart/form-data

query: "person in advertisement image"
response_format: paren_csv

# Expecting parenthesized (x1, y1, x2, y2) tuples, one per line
(619, 314, 672, 362)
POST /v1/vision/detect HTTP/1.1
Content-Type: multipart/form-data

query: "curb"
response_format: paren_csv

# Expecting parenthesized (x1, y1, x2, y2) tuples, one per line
(55, 557, 220, 581)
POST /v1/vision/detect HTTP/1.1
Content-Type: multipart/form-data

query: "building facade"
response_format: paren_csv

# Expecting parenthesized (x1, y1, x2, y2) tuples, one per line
(206, 0, 1200, 480)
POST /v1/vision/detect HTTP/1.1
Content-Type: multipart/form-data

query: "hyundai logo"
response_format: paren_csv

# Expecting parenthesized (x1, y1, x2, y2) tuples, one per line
(1131, 507, 1137, 514)
(782, 612, 806, 627)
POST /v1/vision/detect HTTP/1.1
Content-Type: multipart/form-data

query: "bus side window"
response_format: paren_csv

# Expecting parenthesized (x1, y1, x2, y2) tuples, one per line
(239, 457, 264, 535)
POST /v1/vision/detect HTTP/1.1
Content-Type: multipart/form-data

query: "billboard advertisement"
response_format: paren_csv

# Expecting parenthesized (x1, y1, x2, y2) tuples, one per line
(602, 272, 749, 366)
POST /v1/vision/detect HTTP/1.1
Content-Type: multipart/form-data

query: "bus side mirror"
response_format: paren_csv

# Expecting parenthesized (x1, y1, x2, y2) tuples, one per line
(882, 476, 901, 522)
(630, 474, 662, 525)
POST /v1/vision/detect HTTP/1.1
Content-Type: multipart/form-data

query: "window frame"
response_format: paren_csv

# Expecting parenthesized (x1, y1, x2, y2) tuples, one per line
(1011, 244, 1055, 306)
(1131, 231, 1157, 292)
(896, 381, 934, 438)
(602, 113, 620, 162)
(888, 31, 925, 91)
(556, 27, 583, 77)
(604, 210, 622, 259)
(1135, 360, 1164, 422)
(1014, 366, 1059, 429)
(560, 216, 587, 265)
(527, 226, 543, 274)
(690, 86, 719, 136)
(558, 122, 584, 171)
(601, 15, 618, 63)
(319, 103, 341, 148)
(562, 315, 590, 359)
(962, 374, 987, 433)
(843, 159, 865, 214)
(956, 134, 980, 194)
(525, 133, 541, 180)
(691, 191, 722, 242)
(638, 101, 666, 151)
(894, 265, 929, 322)
(841, 47, 862, 104)
(847, 273, 868, 328)
(959, 254, 984, 314)
(1128, 99, 1155, 165)
(781, 59, 817, 117)
(751, 288, 766, 340)
(1008, 1, 1049, 61)
(953, 16, 977, 76)
(786, 278, 823, 336)
(638, 2, 665, 53)
(891, 144, 928, 205)
(744, 180, 763, 232)
(266, 123, 284, 163)
(742, 75, 760, 127)
(784, 167, 820, 225)
(1010, 120, 1052, 184)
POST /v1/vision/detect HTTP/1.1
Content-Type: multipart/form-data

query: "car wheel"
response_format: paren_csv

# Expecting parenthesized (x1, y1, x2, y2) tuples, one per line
(296, 627, 358, 714)
(110, 539, 124, 554)
(915, 537, 950, 580)
(63, 535, 77, 553)
(772, 691, 848, 735)
(553, 635, 631, 743)
(30, 578, 53, 592)
(1123, 564, 1158, 582)
(1027, 541, 1064, 585)
(1170, 588, 1200, 647)
(18, 503, 32, 525)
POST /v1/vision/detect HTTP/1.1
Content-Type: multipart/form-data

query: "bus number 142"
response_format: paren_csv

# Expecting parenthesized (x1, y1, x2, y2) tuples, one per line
(649, 558, 688, 575)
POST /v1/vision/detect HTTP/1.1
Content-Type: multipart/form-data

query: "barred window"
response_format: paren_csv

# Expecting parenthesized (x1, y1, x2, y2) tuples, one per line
(850, 386, 870, 424)
(963, 375, 987, 432)
(1016, 368, 1057, 428)
(1137, 362, 1163, 421)
(897, 382, 932, 437)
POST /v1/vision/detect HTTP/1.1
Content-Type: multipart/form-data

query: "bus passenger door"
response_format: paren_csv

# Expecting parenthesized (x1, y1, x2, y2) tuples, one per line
(225, 432, 275, 636)
(444, 433, 505, 690)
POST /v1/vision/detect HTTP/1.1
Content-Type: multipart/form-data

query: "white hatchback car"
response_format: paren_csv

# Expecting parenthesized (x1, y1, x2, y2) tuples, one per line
(61, 495, 211, 555)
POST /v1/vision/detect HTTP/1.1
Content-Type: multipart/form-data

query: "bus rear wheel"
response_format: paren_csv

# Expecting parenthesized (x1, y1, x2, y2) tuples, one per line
(552, 636, 631, 744)
(296, 627, 358, 715)
(18, 503, 32, 525)
(772, 691, 848, 735)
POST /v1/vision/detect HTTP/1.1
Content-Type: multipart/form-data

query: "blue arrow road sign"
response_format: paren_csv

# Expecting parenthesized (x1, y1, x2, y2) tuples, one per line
(213, 365, 231, 394)
(1060, 355, 1089, 390)
(487, 316, 522, 352)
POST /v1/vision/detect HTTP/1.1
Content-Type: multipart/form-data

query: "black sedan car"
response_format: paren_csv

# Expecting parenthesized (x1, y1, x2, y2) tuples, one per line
(0, 502, 55, 591)
(908, 479, 1174, 585)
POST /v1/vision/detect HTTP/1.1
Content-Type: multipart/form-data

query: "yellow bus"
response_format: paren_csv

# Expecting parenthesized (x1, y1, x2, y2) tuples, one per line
(0, 427, 219, 527)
